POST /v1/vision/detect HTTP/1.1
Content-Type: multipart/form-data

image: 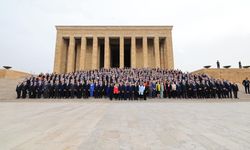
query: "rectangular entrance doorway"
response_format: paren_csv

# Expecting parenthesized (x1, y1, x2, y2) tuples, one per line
(124, 38, 131, 68)
(110, 38, 120, 68)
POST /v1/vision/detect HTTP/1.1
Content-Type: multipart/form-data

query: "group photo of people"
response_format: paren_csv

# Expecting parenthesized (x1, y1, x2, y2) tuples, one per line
(16, 68, 240, 100)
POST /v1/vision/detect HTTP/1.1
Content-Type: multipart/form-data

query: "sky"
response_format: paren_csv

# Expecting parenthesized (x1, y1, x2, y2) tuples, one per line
(0, 0, 249, 74)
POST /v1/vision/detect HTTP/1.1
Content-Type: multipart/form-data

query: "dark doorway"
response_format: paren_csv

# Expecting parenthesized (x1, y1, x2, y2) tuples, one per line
(63, 38, 69, 73)
(99, 38, 104, 69)
(74, 39, 81, 72)
(124, 38, 131, 68)
(110, 38, 120, 68)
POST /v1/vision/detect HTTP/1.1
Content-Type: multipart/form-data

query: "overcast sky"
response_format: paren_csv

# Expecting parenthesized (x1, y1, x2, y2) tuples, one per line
(0, 0, 249, 73)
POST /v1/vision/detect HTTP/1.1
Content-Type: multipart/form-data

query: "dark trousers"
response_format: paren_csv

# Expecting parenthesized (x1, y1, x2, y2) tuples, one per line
(211, 90, 216, 98)
(187, 90, 192, 98)
(245, 86, 250, 94)
(139, 94, 143, 99)
(22, 91, 27, 98)
(128, 92, 133, 100)
(119, 93, 124, 100)
(233, 91, 238, 98)
(229, 91, 232, 98)
(109, 93, 113, 100)
(84, 91, 89, 98)
(17, 91, 21, 99)
(182, 91, 187, 99)
(114, 93, 118, 100)
(217, 91, 221, 98)
(38, 91, 42, 98)
(143, 93, 147, 100)
(152, 90, 156, 98)
(59, 90, 64, 98)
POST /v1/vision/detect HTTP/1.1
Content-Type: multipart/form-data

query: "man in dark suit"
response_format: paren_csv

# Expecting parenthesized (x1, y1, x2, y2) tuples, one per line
(128, 83, 133, 100)
(95, 82, 100, 98)
(61, 81, 67, 98)
(104, 82, 109, 98)
(37, 81, 43, 98)
(232, 83, 239, 99)
(82, 81, 87, 98)
(109, 83, 114, 100)
(187, 82, 193, 98)
(99, 82, 104, 98)
(134, 82, 139, 100)
(76, 81, 82, 99)
(16, 82, 23, 99)
(209, 82, 216, 98)
(216, 81, 222, 98)
(86, 81, 90, 98)
(130, 83, 135, 100)
(180, 81, 187, 99)
(54, 81, 59, 98)
(70, 82, 75, 99)
(48, 82, 54, 98)
(242, 78, 250, 94)
(65, 81, 70, 98)
(144, 82, 149, 100)
(21, 82, 28, 99)
(29, 82, 34, 98)
(32, 82, 38, 98)
(124, 82, 130, 100)
(58, 81, 63, 98)
(119, 82, 125, 100)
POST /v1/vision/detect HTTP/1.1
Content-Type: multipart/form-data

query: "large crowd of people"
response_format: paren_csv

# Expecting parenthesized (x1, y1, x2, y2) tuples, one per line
(16, 68, 240, 100)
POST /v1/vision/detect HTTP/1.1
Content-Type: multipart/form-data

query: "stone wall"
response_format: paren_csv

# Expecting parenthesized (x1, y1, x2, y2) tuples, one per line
(0, 69, 30, 79)
(192, 68, 250, 83)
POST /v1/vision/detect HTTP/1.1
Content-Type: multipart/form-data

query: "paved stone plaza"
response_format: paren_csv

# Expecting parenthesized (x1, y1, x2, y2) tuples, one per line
(1, 78, 250, 150)
(0, 99, 250, 150)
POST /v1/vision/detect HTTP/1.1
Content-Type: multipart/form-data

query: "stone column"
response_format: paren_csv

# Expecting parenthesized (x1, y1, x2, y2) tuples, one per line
(119, 36, 124, 68)
(92, 36, 98, 69)
(97, 42, 100, 70)
(160, 42, 164, 69)
(67, 36, 75, 73)
(143, 36, 148, 68)
(131, 36, 136, 68)
(53, 33, 63, 73)
(154, 36, 160, 68)
(166, 31, 174, 69)
(79, 36, 86, 70)
(104, 36, 110, 68)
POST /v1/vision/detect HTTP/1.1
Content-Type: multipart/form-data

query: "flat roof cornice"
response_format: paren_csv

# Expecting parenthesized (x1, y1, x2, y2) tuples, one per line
(56, 25, 173, 30)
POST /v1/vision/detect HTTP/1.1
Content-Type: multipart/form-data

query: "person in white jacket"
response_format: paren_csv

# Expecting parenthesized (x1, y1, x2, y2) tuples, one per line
(139, 83, 145, 99)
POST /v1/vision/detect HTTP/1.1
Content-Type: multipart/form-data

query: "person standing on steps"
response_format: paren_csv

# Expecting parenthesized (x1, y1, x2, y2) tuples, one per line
(242, 77, 250, 94)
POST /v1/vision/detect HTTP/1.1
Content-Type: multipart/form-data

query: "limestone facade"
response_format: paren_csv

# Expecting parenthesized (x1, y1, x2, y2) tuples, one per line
(192, 68, 250, 83)
(0, 69, 30, 79)
(53, 26, 174, 73)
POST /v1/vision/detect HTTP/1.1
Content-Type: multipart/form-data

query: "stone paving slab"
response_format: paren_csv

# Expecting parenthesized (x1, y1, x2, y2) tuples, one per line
(0, 100, 250, 150)
(1, 78, 250, 149)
